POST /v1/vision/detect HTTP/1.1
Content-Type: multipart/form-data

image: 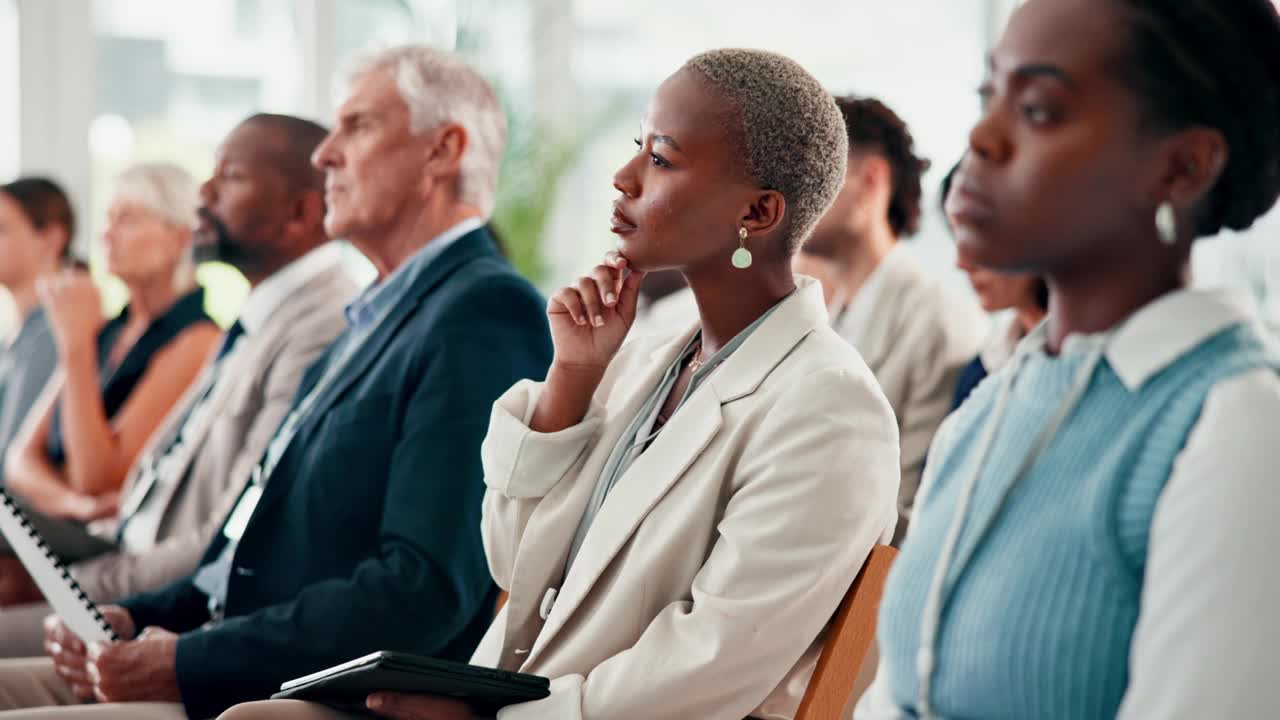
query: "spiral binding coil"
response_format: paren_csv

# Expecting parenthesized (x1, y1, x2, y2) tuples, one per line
(0, 490, 119, 642)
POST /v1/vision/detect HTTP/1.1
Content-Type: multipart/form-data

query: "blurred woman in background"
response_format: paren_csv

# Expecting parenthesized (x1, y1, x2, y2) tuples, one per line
(938, 164, 1049, 410)
(0, 178, 75, 477)
(6, 163, 219, 523)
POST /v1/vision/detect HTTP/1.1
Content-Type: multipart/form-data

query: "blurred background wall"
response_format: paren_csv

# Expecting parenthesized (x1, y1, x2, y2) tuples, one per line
(3, 0, 1277, 334)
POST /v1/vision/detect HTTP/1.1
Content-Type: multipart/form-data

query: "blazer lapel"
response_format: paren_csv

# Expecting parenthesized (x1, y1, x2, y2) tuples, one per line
(295, 232, 493, 427)
(169, 265, 352, 474)
(526, 387, 723, 666)
(251, 230, 495, 515)
(523, 279, 830, 665)
(500, 329, 696, 664)
(519, 279, 829, 661)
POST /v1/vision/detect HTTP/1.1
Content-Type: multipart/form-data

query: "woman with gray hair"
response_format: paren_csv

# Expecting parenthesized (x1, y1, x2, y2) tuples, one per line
(221, 48, 899, 720)
(4, 163, 219, 535)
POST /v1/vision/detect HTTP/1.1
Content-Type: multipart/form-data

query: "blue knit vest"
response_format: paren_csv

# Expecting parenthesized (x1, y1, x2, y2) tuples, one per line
(878, 322, 1275, 719)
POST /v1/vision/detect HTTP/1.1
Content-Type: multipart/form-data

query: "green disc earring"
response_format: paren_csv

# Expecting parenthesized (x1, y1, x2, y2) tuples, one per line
(732, 227, 753, 269)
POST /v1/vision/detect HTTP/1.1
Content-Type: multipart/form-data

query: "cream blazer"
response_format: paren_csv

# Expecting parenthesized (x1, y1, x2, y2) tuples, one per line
(472, 278, 901, 720)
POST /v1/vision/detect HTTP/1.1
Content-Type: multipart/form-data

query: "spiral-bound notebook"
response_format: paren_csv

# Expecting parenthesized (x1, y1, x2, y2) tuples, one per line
(0, 490, 118, 643)
(0, 507, 115, 562)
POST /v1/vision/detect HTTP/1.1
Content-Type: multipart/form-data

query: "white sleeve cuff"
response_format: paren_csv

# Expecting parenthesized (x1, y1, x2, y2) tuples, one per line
(497, 674, 585, 720)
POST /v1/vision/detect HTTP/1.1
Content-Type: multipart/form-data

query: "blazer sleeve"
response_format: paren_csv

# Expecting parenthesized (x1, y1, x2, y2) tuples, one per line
(169, 282, 552, 719)
(117, 569, 215, 634)
(496, 365, 901, 720)
(479, 381, 605, 590)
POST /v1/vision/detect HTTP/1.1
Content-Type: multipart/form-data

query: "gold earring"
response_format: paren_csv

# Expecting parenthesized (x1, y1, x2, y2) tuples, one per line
(732, 227, 753, 269)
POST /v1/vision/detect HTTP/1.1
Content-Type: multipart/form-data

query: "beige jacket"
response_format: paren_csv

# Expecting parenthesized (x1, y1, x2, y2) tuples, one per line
(831, 247, 986, 544)
(473, 278, 900, 720)
(71, 260, 354, 602)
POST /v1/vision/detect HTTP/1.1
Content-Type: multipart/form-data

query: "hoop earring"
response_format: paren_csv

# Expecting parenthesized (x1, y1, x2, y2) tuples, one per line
(732, 227, 753, 269)
(1155, 202, 1178, 246)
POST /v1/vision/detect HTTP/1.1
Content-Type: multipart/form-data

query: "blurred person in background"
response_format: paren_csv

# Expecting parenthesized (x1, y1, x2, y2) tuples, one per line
(938, 163, 1049, 410)
(0, 179, 75, 485)
(0, 113, 354, 655)
(858, 0, 1280, 717)
(793, 96, 986, 545)
(5, 163, 219, 525)
(0, 45, 551, 720)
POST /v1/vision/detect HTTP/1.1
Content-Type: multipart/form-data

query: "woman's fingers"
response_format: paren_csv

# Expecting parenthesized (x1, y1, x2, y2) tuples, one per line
(614, 268, 647, 325)
(549, 288, 588, 326)
(605, 252, 631, 297)
(549, 255, 634, 329)
(576, 277, 606, 327)
(589, 265, 620, 308)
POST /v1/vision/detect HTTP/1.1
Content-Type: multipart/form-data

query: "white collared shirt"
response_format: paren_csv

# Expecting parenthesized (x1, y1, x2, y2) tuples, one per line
(1105, 290, 1280, 720)
(977, 312, 1027, 375)
(858, 287, 1280, 720)
(238, 242, 347, 335)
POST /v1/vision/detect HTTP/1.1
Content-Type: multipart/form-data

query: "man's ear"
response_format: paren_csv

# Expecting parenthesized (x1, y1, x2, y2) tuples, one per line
(422, 124, 470, 182)
(861, 154, 892, 195)
(283, 189, 327, 241)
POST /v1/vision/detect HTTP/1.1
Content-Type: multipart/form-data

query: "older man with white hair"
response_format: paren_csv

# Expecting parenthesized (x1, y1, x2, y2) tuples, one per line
(0, 45, 552, 720)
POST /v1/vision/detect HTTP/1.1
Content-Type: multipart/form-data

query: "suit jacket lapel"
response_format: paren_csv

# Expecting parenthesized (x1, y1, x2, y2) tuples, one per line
(164, 265, 354, 488)
(522, 280, 830, 665)
(251, 230, 495, 515)
(526, 386, 722, 665)
(500, 329, 696, 664)
(299, 232, 493, 426)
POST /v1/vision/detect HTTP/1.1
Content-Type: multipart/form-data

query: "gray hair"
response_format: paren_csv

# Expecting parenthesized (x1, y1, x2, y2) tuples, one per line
(111, 163, 199, 229)
(344, 45, 507, 217)
(683, 49, 848, 252)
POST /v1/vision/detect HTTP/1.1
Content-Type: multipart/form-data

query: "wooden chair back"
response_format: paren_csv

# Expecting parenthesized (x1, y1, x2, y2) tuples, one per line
(492, 546, 896, 717)
(795, 544, 898, 720)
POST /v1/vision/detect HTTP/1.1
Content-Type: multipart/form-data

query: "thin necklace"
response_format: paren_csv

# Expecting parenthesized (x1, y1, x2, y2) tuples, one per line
(688, 343, 705, 372)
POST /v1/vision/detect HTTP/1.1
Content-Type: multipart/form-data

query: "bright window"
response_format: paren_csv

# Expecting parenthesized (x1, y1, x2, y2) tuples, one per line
(0, 0, 18, 182)
(89, 0, 305, 324)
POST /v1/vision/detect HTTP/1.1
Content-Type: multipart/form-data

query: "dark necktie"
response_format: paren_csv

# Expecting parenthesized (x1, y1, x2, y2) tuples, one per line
(114, 318, 247, 543)
(215, 320, 245, 361)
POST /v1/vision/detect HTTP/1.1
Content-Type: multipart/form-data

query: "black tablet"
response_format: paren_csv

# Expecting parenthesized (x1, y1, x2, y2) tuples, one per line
(271, 651, 550, 716)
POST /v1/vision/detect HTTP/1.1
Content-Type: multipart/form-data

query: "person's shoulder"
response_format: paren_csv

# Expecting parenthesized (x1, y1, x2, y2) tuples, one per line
(908, 280, 989, 356)
(1200, 364, 1280, 431)
(298, 262, 359, 306)
(176, 318, 222, 346)
(768, 324, 893, 413)
(402, 257, 548, 355)
(288, 267, 357, 328)
(445, 255, 544, 309)
(153, 319, 221, 366)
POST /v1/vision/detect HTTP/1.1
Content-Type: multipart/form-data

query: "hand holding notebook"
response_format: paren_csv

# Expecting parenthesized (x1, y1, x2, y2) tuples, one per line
(274, 651, 549, 716)
(365, 691, 476, 719)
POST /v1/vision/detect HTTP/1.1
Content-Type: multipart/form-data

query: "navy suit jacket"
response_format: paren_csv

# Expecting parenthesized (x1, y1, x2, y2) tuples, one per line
(120, 229, 553, 719)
